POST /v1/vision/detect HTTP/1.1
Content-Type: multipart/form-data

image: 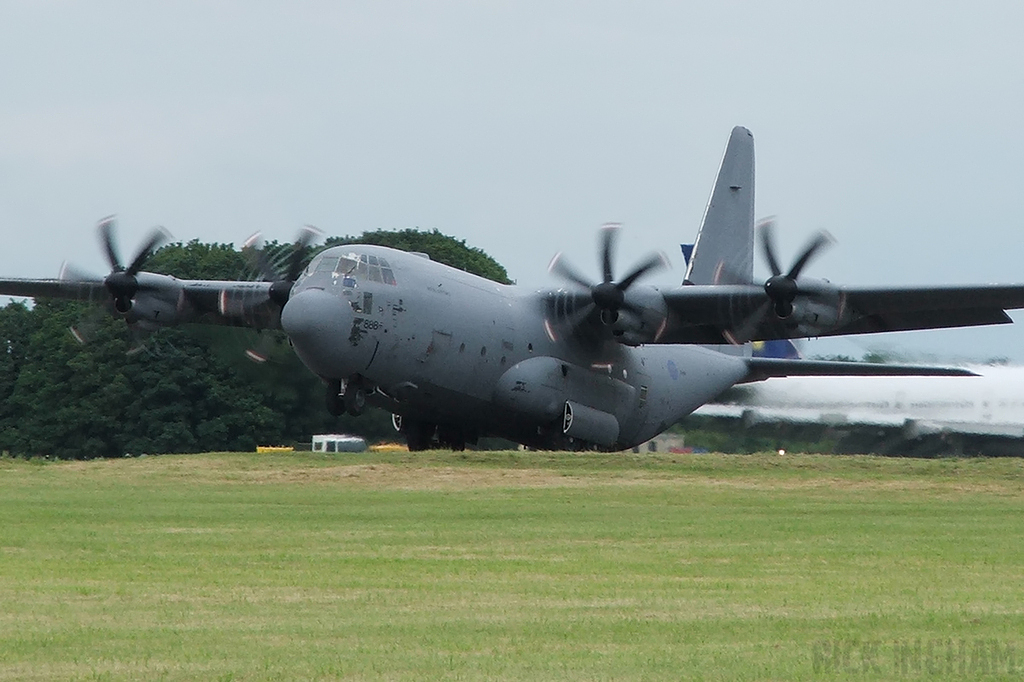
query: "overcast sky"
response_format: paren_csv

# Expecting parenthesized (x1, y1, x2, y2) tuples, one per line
(2, 1, 1023, 361)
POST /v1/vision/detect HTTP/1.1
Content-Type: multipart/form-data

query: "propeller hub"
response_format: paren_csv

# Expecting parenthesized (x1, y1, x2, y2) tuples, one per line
(764, 275, 798, 318)
(764, 274, 797, 300)
(269, 280, 294, 307)
(105, 270, 139, 299)
(592, 281, 625, 311)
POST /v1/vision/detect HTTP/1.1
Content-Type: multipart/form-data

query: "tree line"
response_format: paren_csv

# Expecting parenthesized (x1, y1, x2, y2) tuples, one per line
(0, 229, 510, 458)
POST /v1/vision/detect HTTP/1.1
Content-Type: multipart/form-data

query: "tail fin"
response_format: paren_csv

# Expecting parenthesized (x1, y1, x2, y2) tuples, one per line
(752, 339, 802, 359)
(684, 126, 755, 286)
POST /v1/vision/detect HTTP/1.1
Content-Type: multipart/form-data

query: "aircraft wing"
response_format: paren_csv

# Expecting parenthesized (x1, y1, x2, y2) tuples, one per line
(659, 283, 1024, 344)
(0, 276, 279, 328)
(835, 284, 1020, 333)
(0, 277, 108, 303)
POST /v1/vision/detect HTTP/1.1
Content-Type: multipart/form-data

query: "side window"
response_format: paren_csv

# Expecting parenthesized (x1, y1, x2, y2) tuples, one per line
(379, 258, 397, 285)
(315, 256, 339, 273)
(305, 254, 321, 276)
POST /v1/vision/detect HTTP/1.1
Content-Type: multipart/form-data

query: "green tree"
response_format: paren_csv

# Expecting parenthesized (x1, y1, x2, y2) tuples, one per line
(146, 240, 249, 280)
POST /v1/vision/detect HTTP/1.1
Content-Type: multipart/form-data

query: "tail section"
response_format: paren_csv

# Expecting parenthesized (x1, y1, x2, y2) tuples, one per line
(751, 339, 802, 359)
(684, 126, 755, 286)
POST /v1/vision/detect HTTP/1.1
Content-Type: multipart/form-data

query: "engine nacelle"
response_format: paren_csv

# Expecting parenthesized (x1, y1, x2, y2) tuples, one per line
(493, 356, 567, 420)
(785, 279, 845, 337)
(123, 273, 185, 330)
(493, 356, 636, 443)
(609, 285, 669, 346)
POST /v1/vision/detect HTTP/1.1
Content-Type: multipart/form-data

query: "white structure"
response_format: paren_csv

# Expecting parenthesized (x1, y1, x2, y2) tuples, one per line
(311, 434, 367, 453)
(697, 365, 1024, 438)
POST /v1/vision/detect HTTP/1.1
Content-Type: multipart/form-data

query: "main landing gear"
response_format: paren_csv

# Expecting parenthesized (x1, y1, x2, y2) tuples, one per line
(326, 377, 368, 417)
(392, 414, 470, 452)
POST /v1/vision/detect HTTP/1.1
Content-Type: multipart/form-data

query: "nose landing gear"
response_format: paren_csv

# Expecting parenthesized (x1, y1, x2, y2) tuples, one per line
(326, 376, 369, 417)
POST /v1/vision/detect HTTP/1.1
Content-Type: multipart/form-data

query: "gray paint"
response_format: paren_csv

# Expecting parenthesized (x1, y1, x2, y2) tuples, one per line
(0, 127, 1013, 451)
(280, 244, 751, 449)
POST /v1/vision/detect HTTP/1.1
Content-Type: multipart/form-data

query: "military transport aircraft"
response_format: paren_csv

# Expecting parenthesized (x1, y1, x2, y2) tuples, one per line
(4, 126, 1024, 451)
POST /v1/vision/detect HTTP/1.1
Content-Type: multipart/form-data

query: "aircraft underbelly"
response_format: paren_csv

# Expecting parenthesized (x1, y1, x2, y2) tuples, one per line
(622, 346, 749, 446)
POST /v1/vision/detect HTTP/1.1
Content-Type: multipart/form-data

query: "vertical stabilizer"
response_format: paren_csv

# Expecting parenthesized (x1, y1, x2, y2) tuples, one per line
(685, 127, 755, 286)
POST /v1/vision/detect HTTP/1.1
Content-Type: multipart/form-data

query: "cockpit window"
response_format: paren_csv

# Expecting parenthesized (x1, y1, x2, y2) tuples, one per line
(315, 256, 339, 273)
(353, 254, 397, 285)
(307, 251, 397, 285)
(337, 256, 357, 275)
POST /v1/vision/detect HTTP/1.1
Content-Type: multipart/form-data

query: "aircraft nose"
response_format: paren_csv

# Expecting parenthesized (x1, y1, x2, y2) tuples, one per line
(281, 288, 354, 376)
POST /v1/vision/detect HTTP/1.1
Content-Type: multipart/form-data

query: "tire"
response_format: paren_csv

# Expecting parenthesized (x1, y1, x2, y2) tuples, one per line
(344, 387, 367, 416)
(436, 425, 466, 451)
(405, 420, 436, 451)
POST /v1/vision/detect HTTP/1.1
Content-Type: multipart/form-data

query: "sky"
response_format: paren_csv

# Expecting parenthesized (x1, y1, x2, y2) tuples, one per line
(2, 1, 1023, 361)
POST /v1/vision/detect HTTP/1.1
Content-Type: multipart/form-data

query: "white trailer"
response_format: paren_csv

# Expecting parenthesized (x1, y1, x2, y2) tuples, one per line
(311, 434, 367, 453)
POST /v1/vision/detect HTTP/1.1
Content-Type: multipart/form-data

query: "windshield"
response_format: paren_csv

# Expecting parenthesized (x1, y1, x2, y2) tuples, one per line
(303, 252, 397, 285)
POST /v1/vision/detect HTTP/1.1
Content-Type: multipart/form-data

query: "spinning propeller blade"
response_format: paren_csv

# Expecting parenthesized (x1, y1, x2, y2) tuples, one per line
(547, 223, 669, 335)
(232, 226, 323, 361)
(728, 218, 834, 343)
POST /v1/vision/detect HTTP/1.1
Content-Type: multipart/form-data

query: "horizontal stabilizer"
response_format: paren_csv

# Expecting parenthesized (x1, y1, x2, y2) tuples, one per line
(741, 358, 977, 383)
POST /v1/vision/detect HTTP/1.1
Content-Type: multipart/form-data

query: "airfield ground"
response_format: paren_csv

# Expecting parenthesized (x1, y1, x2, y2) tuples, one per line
(1, 451, 1023, 680)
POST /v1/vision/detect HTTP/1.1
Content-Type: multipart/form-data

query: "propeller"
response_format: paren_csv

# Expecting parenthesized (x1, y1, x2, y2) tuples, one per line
(240, 225, 321, 307)
(60, 217, 170, 346)
(230, 225, 322, 362)
(727, 218, 835, 344)
(759, 218, 834, 317)
(547, 223, 669, 334)
(97, 216, 170, 314)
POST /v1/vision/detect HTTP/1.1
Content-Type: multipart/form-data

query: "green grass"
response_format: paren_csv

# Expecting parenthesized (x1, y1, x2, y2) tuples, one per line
(1, 451, 1023, 680)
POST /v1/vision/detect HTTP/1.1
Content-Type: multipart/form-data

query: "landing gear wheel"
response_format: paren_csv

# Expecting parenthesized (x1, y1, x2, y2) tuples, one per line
(344, 386, 367, 416)
(405, 420, 436, 452)
(436, 425, 466, 452)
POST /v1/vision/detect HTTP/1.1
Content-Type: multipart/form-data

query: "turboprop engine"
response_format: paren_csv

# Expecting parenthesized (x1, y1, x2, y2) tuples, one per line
(545, 222, 670, 345)
(775, 277, 845, 337)
(605, 284, 669, 345)
(121, 272, 186, 330)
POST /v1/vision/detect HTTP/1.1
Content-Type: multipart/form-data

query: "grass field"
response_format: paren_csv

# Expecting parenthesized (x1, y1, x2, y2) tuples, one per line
(2, 451, 1023, 680)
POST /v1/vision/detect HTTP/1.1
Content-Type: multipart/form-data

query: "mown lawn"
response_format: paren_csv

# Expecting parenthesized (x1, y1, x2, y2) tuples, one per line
(1, 451, 1023, 680)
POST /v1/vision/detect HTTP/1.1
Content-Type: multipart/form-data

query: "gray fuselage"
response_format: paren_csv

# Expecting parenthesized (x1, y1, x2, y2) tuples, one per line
(281, 244, 749, 450)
